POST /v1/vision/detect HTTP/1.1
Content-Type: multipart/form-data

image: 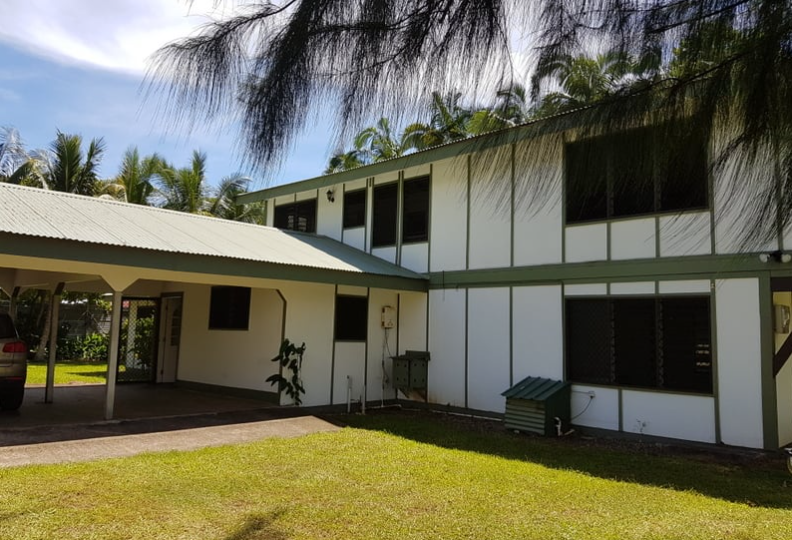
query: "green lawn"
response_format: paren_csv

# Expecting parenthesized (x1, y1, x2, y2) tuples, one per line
(0, 411, 790, 539)
(25, 361, 108, 385)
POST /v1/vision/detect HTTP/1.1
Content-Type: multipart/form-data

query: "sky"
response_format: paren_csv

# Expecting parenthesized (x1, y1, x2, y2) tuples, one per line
(0, 0, 331, 189)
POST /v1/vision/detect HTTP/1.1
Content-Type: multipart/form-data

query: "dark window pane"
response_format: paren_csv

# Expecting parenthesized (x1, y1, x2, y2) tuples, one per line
(565, 299, 613, 384)
(658, 128, 709, 212)
(660, 297, 713, 393)
(612, 298, 657, 389)
(372, 183, 398, 247)
(209, 286, 251, 330)
(343, 189, 366, 229)
(565, 139, 608, 223)
(402, 176, 430, 243)
(273, 199, 317, 233)
(335, 295, 368, 341)
(610, 131, 655, 217)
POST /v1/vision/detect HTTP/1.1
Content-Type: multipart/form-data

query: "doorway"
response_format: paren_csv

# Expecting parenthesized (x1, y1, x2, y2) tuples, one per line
(117, 298, 160, 383)
(158, 295, 183, 383)
(771, 278, 792, 447)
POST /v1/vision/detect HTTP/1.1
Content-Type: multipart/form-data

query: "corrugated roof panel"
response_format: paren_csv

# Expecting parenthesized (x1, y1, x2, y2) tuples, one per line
(502, 376, 569, 401)
(0, 184, 424, 280)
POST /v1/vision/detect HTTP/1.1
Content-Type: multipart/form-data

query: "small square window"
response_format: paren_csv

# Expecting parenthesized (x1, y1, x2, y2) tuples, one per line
(334, 295, 368, 341)
(209, 286, 251, 330)
(343, 189, 366, 229)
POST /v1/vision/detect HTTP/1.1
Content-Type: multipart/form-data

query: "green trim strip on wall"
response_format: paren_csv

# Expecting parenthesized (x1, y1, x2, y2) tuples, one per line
(330, 285, 338, 404)
(0, 233, 428, 293)
(428, 254, 792, 290)
(510, 143, 516, 268)
(759, 274, 779, 449)
(509, 286, 514, 386)
(466, 154, 471, 271)
(464, 288, 469, 408)
(709, 278, 721, 444)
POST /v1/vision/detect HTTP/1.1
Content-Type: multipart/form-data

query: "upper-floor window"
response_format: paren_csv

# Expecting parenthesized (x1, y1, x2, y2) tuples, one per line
(273, 199, 317, 233)
(402, 176, 430, 243)
(343, 189, 366, 229)
(372, 183, 398, 247)
(565, 124, 708, 224)
(565, 296, 712, 394)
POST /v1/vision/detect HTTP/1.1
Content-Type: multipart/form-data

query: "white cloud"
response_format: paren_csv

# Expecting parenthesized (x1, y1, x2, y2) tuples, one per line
(0, 0, 227, 74)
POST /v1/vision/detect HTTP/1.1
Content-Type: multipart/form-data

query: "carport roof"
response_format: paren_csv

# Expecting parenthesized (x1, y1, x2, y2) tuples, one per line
(0, 183, 427, 291)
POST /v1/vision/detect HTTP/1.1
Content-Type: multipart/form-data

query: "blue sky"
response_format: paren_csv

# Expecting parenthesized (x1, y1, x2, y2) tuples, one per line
(0, 1, 331, 189)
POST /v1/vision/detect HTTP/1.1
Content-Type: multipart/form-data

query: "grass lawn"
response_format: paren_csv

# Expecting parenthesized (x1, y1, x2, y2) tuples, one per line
(0, 411, 790, 539)
(25, 361, 108, 385)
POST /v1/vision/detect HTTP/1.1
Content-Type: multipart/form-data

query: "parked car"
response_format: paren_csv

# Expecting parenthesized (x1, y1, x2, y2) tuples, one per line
(0, 313, 27, 410)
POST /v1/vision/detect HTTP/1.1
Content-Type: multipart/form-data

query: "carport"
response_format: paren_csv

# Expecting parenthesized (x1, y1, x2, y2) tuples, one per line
(0, 184, 427, 423)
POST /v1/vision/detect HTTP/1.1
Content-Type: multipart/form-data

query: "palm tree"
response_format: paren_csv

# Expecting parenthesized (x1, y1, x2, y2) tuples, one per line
(468, 84, 533, 135)
(206, 174, 266, 224)
(155, 151, 210, 214)
(0, 127, 28, 180)
(324, 149, 365, 174)
(353, 117, 408, 162)
(100, 147, 163, 205)
(531, 51, 636, 116)
(37, 131, 105, 195)
(402, 91, 472, 151)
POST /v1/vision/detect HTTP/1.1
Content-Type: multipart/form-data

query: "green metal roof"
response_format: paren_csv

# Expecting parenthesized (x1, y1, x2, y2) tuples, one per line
(0, 183, 427, 290)
(502, 376, 569, 401)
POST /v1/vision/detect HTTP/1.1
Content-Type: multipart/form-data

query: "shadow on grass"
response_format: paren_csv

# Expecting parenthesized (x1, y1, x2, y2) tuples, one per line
(62, 370, 107, 378)
(338, 409, 792, 510)
(224, 511, 288, 540)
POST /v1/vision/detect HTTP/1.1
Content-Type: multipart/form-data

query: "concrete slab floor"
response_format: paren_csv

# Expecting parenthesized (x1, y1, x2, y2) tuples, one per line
(1, 384, 273, 429)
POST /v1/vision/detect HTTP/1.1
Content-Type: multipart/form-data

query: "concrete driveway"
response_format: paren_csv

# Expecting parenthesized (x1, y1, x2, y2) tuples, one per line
(0, 384, 341, 468)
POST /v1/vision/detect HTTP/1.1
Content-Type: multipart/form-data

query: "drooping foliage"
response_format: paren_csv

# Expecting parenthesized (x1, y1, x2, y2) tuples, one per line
(148, 1, 791, 245)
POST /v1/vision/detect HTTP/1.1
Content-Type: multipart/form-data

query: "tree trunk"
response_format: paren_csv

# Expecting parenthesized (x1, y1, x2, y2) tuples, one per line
(34, 291, 52, 362)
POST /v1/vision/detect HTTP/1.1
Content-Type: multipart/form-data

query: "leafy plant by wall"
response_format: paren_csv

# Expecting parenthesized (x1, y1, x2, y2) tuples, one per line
(266, 339, 306, 405)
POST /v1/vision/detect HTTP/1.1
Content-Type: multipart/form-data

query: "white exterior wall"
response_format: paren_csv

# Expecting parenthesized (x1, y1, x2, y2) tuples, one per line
(716, 278, 765, 448)
(401, 243, 429, 274)
(366, 289, 399, 403)
(317, 187, 342, 240)
(469, 149, 511, 270)
(512, 285, 563, 381)
(660, 212, 712, 257)
(513, 139, 563, 266)
(343, 228, 366, 251)
(175, 284, 283, 392)
(566, 224, 608, 262)
(610, 218, 656, 260)
(622, 391, 717, 443)
(277, 282, 336, 406)
(333, 342, 366, 405)
(428, 289, 466, 407)
(571, 385, 620, 431)
(430, 157, 468, 272)
(467, 287, 510, 412)
(398, 291, 428, 353)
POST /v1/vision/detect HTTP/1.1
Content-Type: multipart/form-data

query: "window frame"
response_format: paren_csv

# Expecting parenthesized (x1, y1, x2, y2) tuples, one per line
(401, 175, 430, 244)
(208, 286, 252, 331)
(564, 123, 709, 225)
(371, 182, 399, 248)
(564, 295, 713, 395)
(273, 198, 318, 233)
(343, 188, 367, 229)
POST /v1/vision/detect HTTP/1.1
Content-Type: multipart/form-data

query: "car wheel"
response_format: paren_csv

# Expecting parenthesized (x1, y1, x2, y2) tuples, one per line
(0, 384, 24, 411)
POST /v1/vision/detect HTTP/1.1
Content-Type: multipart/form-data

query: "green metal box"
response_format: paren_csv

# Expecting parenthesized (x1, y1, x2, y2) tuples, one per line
(391, 350, 430, 392)
(501, 377, 571, 436)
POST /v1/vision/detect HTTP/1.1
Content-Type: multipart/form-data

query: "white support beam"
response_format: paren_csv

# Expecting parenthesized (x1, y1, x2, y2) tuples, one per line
(104, 290, 123, 420)
(44, 282, 65, 404)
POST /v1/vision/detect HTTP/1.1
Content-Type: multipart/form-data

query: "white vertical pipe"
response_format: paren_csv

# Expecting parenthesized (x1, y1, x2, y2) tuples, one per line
(104, 290, 123, 420)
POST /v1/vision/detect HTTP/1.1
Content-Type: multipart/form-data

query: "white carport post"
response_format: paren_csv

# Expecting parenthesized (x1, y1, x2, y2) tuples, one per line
(104, 290, 123, 420)
(44, 282, 65, 404)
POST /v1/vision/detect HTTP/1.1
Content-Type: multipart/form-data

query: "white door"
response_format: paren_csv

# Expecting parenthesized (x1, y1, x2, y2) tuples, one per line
(158, 296, 182, 383)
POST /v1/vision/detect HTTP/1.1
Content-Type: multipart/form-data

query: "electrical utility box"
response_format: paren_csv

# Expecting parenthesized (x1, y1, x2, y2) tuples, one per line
(501, 376, 570, 436)
(381, 306, 396, 329)
(391, 350, 430, 401)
